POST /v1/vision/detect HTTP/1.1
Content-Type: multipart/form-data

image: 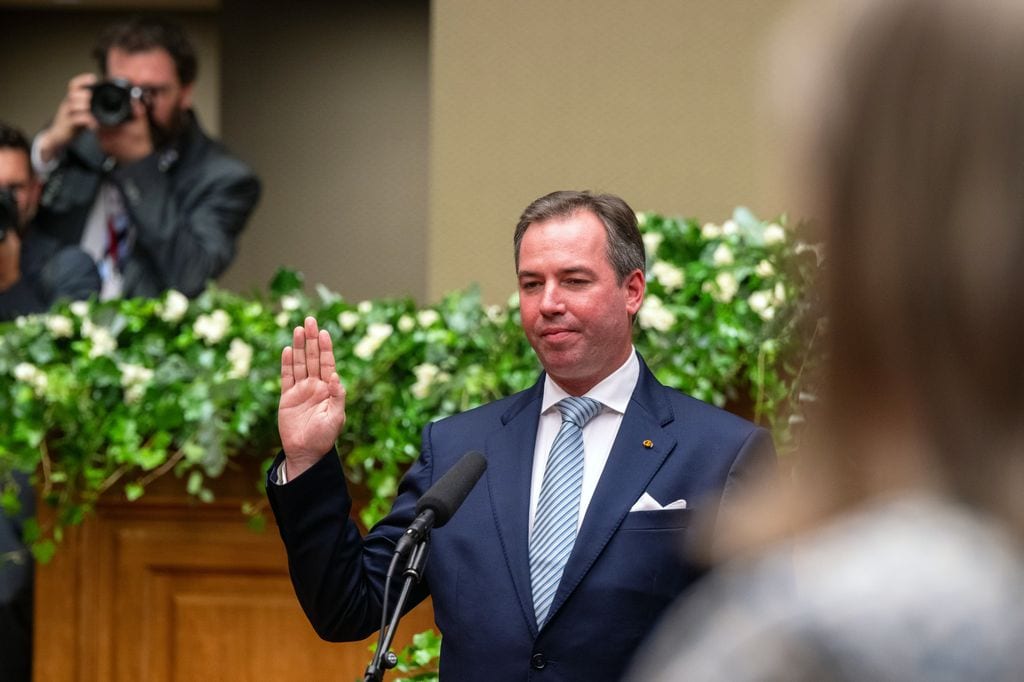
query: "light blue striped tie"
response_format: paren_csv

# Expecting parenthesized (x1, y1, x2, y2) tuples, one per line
(529, 396, 602, 626)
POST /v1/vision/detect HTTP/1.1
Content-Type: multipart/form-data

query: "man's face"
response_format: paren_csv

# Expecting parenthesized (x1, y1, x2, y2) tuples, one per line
(517, 210, 645, 395)
(0, 148, 40, 229)
(103, 47, 193, 134)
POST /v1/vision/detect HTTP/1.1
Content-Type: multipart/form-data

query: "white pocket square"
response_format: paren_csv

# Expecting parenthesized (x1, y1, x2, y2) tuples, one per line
(629, 491, 687, 512)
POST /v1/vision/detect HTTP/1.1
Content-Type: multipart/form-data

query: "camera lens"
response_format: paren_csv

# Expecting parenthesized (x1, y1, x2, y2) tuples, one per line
(90, 79, 135, 127)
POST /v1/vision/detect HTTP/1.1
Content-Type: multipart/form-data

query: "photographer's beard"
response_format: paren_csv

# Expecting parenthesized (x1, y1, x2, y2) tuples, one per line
(147, 104, 189, 151)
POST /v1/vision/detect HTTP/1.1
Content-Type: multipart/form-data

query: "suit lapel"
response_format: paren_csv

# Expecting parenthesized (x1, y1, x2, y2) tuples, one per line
(485, 380, 544, 636)
(545, 360, 677, 624)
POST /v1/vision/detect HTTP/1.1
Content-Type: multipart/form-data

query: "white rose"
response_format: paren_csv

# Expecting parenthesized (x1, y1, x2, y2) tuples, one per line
(637, 296, 676, 332)
(722, 219, 739, 236)
(398, 315, 416, 333)
(748, 291, 776, 320)
(280, 295, 302, 312)
(193, 310, 231, 345)
(755, 259, 775, 278)
(14, 363, 48, 395)
(641, 231, 664, 256)
(46, 314, 74, 338)
(485, 305, 507, 324)
(357, 300, 373, 314)
(353, 323, 393, 360)
(227, 338, 254, 379)
(713, 272, 739, 303)
(774, 282, 787, 304)
(14, 362, 37, 383)
(410, 362, 441, 399)
(159, 290, 190, 323)
(88, 327, 117, 358)
(124, 384, 146, 405)
(635, 211, 648, 228)
(118, 362, 154, 387)
(338, 311, 360, 331)
(69, 301, 90, 317)
(763, 223, 786, 245)
(507, 292, 520, 309)
(416, 309, 440, 328)
(712, 243, 734, 266)
(650, 261, 685, 293)
(701, 222, 722, 240)
(275, 311, 291, 327)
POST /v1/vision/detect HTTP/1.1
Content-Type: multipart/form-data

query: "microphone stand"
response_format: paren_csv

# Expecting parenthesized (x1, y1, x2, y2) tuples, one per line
(363, 535, 431, 682)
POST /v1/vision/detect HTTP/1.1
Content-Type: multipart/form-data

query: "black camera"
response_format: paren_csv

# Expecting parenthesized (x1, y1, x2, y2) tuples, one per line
(0, 187, 17, 243)
(90, 78, 146, 127)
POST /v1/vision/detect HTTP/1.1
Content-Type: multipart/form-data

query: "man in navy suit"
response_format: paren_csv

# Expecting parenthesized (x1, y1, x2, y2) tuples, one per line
(268, 190, 775, 680)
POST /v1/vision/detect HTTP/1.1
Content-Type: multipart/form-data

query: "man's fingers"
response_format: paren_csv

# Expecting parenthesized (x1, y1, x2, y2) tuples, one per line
(303, 317, 321, 378)
(291, 324, 308, 381)
(281, 347, 295, 392)
(318, 329, 337, 382)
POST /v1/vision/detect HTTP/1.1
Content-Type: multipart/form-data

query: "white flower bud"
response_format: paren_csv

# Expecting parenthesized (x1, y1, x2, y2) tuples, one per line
(227, 338, 254, 379)
(46, 315, 74, 338)
(701, 222, 722, 239)
(193, 310, 231, 345)
(755, 259, 775, 278)
(650, 261, 685, 293)
(713, 272, 739, 303)
(338, 311, 360, 331)
(159, 290, 190, 323)
(641, 231, 664, 256)
(637, 295, 676, 332)
(763, 223, 786, 245)
(713, 244, 735, 266)
(416, 309, 440, 327)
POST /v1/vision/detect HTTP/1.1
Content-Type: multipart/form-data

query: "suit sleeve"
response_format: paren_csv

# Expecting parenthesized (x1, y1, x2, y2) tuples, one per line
(708, 427, 778, 555)
(111, 151, 260, 297)
(266, 435, 436, 642)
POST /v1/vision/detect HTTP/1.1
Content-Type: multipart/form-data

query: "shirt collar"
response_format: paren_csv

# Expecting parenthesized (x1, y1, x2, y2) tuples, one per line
(541, 347, 639, 415)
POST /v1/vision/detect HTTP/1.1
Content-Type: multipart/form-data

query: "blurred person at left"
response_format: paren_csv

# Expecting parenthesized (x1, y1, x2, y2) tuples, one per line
(2, 120, 99, 682)
(0, 120, 100, 322)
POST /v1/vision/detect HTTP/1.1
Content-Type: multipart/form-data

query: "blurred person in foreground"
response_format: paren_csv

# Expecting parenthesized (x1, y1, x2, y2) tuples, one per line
(268, 190, 777, 680)
(0, 121, 99, 322)
(626, 0, 1024, 679)
(32, 15, 260, 300)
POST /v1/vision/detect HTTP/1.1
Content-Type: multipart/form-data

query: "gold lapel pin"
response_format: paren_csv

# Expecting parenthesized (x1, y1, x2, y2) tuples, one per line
(642, 439, 654, 449)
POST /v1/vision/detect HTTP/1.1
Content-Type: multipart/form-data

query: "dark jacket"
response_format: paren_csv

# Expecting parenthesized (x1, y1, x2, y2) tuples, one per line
(34, 112, 260, 298)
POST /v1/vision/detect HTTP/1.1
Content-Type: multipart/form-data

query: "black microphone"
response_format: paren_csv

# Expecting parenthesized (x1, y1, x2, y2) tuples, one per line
(393, 451, 487, 558)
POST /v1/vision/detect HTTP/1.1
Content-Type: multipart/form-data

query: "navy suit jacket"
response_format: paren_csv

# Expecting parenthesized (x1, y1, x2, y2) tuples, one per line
(268, 355, 775, 681)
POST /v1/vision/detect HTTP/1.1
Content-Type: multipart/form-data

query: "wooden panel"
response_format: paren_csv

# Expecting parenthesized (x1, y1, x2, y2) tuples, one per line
(34, 468, 435, 681)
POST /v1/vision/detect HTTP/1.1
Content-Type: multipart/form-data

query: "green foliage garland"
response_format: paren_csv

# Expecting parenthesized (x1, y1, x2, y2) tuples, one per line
(0, 208, 820, 564)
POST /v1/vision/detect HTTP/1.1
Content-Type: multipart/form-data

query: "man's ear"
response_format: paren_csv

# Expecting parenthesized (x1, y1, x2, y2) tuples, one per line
(624, 269, 646, 316)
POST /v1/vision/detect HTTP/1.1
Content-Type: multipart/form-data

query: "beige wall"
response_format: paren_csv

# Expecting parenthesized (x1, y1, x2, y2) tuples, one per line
(430, 0, 795, 302)
(217, 0, 430, 302)
(2, 1, 800, 306)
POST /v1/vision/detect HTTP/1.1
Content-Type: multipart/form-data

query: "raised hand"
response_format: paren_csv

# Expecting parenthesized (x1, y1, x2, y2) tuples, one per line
(278, 317, 347, 480)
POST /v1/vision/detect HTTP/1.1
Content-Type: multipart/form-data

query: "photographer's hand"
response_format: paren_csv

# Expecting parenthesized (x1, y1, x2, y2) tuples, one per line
(37, 73, 98, 165)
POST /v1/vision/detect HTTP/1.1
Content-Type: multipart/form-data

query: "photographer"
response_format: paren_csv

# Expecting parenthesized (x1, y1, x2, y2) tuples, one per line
(33, 15, 261, 300)
(0, 122, 99, 322)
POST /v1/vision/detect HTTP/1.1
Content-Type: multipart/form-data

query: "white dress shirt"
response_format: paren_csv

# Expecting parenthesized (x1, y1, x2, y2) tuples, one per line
(528, 349, 640, 537)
